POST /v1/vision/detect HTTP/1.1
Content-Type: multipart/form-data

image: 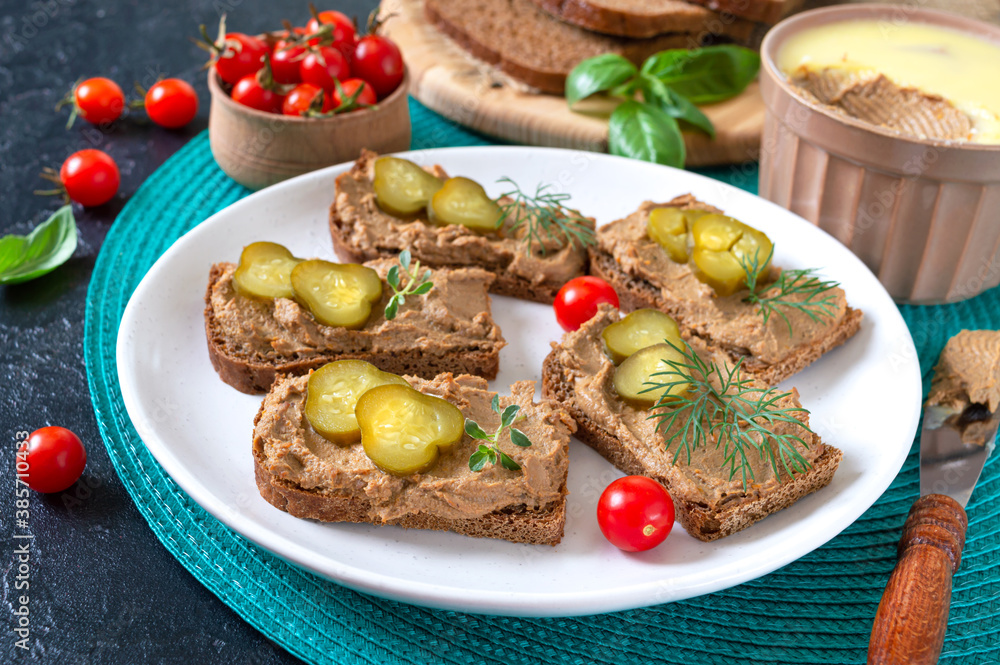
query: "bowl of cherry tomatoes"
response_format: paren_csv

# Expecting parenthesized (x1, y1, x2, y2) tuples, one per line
(206, 8, 411, 190)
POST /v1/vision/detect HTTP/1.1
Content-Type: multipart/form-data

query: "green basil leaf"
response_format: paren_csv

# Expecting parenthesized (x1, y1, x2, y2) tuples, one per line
(469, 450, 488, 472)
(499, 451, 521, 471)
(608, 100, 685, 168)
(0, 206, 78, 285)
(565, 54, 638, 107)
(510, 428, 532, 448)
(640, 75, 715, 138)
(464, 419, 491, 441)
(641, 46, 761, 105)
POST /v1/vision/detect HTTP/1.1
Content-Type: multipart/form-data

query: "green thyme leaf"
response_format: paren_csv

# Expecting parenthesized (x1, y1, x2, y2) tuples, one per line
(399, 249, 411, 269)
(469, 450, 489, 472)
(464, 419, 491, 441)
(383, 250, 434, 320)
(499, 451, 521, 471)
(0, 206, 77, 285)
(384, 296, 399, 321)
(491, 394, 501, 413)
(500, 404, 520, 430)
(467, 397, 533, 472)
(510, 428, 532, 448)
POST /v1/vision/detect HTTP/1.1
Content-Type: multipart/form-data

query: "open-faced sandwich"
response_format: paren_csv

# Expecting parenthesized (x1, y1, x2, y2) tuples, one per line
(588, 195, 862, 385)
(204, 242, 505, 393)
(253, 360, 574, 545)
(543, 304, 842, 541)
(329, 150, 597, 304)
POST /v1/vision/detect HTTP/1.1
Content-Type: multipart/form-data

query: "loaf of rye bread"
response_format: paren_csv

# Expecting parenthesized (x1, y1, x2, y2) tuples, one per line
(526, 0, 765, 40)
(253, 373, 573, 545)
(589, 195, 862, 386)
(424, 0, 750, 94)
(541, 306, 842, 541)
(204, 259, 505, 394)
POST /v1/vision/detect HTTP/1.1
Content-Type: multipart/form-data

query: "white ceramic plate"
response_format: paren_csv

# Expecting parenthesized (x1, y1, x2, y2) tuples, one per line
(117, 147, 920, 617)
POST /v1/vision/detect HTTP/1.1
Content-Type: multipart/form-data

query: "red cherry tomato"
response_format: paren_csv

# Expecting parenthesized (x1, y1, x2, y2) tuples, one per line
(231, 74, 284, 113)
(19, 427, 87, 494)
(352, 35, 404, 99)
(271, 41, 307, 84)
(59, 149, 120, 207)
(299, 46, 350, 92)
(214, 32, 267, 84)
(144, 78, 198, 128)
(282, 83, 332, 116)
(72, 77, 124, 125)
(306, 10, 356, 49)
(553, 276, 619, 331)
(332, 78, 376, 109)
(597, 476, 675, 552)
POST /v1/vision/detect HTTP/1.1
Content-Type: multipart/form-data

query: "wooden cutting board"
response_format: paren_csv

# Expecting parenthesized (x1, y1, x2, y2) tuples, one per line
(382, 0, 765, 167)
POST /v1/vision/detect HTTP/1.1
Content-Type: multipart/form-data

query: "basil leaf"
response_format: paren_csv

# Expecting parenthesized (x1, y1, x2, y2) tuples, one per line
(565, 54, 637, 107)
(0, 206, 77, 285)
(499, 451, 521, 471)
(500, 403, 520, 430)
(640, 75, 714, 138)
(608, 100, 685, 168)
(464, 419, 491, 441)
(510, 428, 532, 448)
(641, 46, 761, 105)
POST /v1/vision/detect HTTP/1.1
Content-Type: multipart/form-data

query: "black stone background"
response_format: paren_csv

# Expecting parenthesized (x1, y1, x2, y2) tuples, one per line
(1, 1, 378, 663)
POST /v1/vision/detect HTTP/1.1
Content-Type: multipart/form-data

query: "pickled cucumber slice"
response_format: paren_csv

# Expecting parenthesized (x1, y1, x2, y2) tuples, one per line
(690, 214, 773, 296)
(646, 208, 707, 263)
(427, 177, 503, 232)
(602, 309, 682, 364)
(232, 242, 302, 300)
(304, 360, 409, 445)
(613, 343, 692, 408)
(373, 156, 444, 217)
(356, 384, 465, 476)
(290, 260, 383, 329)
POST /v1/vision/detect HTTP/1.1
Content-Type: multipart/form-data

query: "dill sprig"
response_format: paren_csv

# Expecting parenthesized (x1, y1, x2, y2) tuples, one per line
(466, 394, 532, 472)
(644, 340, 814, 489)
(739, 246, 839, 335)
(494, 177, 596, 256)
(384, 250, 433, 320)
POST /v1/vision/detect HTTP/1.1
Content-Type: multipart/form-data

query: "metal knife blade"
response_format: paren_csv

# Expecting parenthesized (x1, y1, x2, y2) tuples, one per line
(920, 404, 997, 507)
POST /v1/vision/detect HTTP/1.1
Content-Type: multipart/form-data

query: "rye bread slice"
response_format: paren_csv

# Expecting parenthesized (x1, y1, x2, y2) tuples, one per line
(527, 0, 764, 40)
(424, 0, 739, 94)
(252, 373, 572, 545)
(205, 261, 504, 394)
(687, 0, 803, 25)
(541, 333, 842, 541)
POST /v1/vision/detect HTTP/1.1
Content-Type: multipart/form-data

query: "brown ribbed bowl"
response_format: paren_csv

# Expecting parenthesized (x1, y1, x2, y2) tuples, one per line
(759, 5, 1000, 304)
(208, 70, 411, 191)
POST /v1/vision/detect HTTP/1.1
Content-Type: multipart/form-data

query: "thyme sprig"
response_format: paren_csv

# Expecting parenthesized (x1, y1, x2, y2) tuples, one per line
(466, 394, 533, 472)
(494, 177, 596, 256)
(384, 250, 433, 320)
(739, 246, 839, 335)
(644, 340, 814, 490)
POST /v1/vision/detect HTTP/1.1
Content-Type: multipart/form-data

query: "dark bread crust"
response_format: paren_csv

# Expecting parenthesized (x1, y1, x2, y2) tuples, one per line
(251, 392, 567, 545)
(541, 350, 842, 541)
(588, 249, 863, 386)
(204, 264, 501, 394)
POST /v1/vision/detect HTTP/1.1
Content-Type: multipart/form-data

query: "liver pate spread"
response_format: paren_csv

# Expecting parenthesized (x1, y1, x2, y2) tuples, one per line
(551, 305, 825, 510)
(254, 373, 573, 521)
(332, 150, 592, 290)
(927, 329, 1000, 446)
(208, 258, 504, 362)
(596, 196, 850, 366)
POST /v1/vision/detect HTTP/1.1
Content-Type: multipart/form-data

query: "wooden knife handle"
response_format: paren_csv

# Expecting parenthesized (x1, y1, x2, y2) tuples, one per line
(868, 494, 968, 665)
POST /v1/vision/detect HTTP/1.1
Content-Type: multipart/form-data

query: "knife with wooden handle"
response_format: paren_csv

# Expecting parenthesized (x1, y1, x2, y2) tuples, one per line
(867, 400, 996, 664)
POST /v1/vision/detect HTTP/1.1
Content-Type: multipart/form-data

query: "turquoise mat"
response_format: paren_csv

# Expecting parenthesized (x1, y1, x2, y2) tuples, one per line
(85, 99, 1000, 664)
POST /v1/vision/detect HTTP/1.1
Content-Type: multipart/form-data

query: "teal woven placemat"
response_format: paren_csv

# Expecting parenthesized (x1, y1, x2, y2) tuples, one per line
(85, 99, 1000, 664)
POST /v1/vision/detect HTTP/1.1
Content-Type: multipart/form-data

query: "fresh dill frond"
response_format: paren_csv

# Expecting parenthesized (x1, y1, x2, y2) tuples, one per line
(494, 177, 596, 256)
(740, 246, 839, 335)
(644, 340, 814, 489)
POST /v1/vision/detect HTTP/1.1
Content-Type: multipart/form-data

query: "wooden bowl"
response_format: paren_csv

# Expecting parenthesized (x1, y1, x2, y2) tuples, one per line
(208, 70, 411, 190)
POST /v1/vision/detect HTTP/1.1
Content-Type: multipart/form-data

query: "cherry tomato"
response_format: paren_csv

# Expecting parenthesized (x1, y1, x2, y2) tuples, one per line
(59, 149, 120, 207)
(282, 83, 332, 116)
(144, 78, 198, 129)
(299, 46, 350, 93)
(553, 276, 619, 331)
(332, 78, 376, 109)
(214, 32, 267, 84)
(597, 476, 675, 552)
(271, 40, 307, 85)
(19, 427, 87, 494)
(231, 74, 284, 113)
(72, 77, 125, 125)
(306, 10, 356, 50)
(352, 35, 404, 99)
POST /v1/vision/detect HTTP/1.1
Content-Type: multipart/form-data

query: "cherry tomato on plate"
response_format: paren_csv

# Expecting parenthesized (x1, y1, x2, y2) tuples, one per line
(352, 34, 404, 99)
(19, 426, 87, 494)
(214, 32, 267, 84)
(62, 77, 124, 126)
(306, 10, 356, 50)
(282, 83, 331, 116)
(553, 276, 619, 331)
(597, 476, 675, 552)
(299, 46, 351, 93)
(332, 78, 376, 110)
(60, 149, 120, 207)
(145, 78, 198, 128)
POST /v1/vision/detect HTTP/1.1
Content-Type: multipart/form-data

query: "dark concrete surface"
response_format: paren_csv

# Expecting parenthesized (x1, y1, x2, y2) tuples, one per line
(1, 1, 377, 663)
